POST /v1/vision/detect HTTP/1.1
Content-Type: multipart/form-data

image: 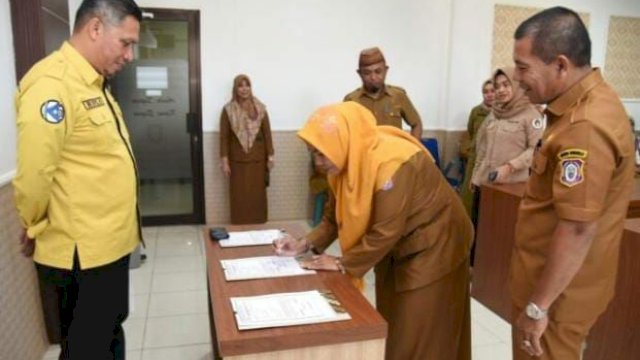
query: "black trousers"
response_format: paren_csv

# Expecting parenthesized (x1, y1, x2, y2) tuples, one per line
(36, 253, 130, 360)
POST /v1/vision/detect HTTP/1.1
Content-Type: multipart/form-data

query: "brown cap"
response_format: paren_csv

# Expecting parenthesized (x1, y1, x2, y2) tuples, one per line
(358, 47, 386, 67)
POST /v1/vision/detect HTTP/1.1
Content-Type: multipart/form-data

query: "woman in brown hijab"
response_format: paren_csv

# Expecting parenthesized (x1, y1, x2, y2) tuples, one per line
(472, 67, 543, 187)
(220, 74, 274, 224)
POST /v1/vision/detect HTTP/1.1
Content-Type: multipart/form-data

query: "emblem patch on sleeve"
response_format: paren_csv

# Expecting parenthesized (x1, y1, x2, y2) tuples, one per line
(558, 148, 587, 160)
(558, 148, 587, 187)
(40, 100, 65, 124)
(532, 117, 544, 129)
(560, 158, 585, 187)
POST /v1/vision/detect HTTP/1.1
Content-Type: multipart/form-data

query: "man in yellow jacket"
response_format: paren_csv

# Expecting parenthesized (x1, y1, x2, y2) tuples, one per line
(13, 1, 142, 358)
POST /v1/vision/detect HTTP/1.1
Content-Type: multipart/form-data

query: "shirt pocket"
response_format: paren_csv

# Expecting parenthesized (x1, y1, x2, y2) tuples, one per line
(500, 120, 523, 133)
(527, 152, 552, 200)
(388, 105, 403, 122)
(88, 112, 119, 149)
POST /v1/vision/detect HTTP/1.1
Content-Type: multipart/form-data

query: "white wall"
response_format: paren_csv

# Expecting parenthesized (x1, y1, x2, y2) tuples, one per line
(448, 0, 640, 131)
(0, 0, 17, 185)
(5, 0, 639, 181)
(116, 0, 451, 132)
(73, 0, 640, 132)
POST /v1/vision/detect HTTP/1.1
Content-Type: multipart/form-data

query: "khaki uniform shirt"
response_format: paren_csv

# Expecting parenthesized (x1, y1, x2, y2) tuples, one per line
(344, 85, 422, 130)
(307, 151, 472, 292)
(510, 69, 635, 322)
(13, 42, 141, 270)
(471, 105, 543, 186)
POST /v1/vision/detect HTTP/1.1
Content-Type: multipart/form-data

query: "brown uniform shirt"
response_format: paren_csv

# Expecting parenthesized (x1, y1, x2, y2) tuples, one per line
(344, 85, 422, 130)
(307, 151, 472, 292)
(510, 69, 635, 322)
(219, 109, 274, 163)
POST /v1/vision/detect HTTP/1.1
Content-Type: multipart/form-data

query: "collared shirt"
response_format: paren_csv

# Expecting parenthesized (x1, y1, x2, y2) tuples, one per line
(344, 85, 422, 130)
(13, 42, 141, 270)
(307, 151, 472, 292)
(510, 69, 635, 322)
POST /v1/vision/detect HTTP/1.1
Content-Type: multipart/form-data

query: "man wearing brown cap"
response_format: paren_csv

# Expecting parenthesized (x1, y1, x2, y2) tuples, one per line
(344, 47, 423, 140)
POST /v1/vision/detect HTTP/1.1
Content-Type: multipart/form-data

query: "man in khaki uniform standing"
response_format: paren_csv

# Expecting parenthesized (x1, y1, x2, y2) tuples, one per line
(344, 47, 423, 140)
(509, 7, 635, 359)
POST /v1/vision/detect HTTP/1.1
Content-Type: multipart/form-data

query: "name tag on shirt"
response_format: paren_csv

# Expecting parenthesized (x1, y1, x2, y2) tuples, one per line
(82, 97, 105, 110)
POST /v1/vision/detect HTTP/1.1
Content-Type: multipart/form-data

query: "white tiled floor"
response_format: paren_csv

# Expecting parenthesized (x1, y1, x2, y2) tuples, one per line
(42, 223, 513, 360)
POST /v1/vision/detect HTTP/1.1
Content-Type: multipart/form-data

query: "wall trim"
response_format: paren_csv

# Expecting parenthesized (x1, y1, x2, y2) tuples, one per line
(0, 170, 16, 187)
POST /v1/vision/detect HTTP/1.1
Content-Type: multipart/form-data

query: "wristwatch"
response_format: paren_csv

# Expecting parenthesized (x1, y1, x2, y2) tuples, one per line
(525, 302, 548, 320)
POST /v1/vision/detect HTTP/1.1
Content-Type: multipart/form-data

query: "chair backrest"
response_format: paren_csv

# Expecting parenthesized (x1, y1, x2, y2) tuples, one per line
(420, 138, 441, 168)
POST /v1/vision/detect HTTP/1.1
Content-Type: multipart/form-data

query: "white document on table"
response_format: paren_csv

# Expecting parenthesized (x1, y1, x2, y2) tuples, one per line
(221, 256, 315, 281)
(230, 290, 351, 330)
(218, 229, 283, 248)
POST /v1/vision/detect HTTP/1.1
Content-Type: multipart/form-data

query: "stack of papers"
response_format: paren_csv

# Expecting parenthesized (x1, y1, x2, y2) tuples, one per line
(230, 290, 351, 330)
(221, 256, 316, 281)
(219, 229, 283, 248)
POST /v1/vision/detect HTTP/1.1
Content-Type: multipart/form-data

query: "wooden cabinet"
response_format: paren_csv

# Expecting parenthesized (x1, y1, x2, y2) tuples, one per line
(472, 182, 640, 360)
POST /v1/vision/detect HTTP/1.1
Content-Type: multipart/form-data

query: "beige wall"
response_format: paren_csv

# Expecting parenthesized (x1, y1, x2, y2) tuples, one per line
(0, 183, 49, 360)
(204, 131, 313, 224)
(203, 129, 465, 224)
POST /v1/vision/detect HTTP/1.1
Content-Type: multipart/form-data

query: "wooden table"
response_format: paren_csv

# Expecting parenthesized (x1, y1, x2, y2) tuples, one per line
(472, 181, 640, 360)
(203, 222, 387, 360)
(627, 178, 640, 218)
(471, 183, 524, 322)
(583, 219, 640, 360)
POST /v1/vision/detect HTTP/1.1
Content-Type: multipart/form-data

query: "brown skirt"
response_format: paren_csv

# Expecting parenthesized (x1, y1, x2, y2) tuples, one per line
(229, 160, 267, 224)
(376, 260, 471, 360)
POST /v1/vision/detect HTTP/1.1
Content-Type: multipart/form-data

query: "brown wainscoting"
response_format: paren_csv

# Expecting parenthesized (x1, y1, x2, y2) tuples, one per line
(0, 182, 49, 360)
(204, 131, 312, 225)
(203, 130, 466, 225)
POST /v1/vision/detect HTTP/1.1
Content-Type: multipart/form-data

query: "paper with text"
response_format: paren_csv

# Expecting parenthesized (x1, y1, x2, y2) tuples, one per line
(221, 256, 315, 281)
(219, 229, 283, 248)
(230, 290, 351, 330)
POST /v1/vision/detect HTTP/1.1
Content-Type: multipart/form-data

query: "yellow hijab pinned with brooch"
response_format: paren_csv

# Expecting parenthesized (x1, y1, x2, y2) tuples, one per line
(297, 102, 432, 289)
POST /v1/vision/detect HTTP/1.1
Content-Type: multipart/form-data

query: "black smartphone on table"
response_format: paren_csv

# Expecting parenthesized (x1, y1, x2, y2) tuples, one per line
(209, 227, 229, 241)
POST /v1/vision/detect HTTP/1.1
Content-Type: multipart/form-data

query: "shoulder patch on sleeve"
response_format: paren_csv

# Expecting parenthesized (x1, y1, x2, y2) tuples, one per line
(559, 158, 585, 187)
(532, 117, 545, 130)
(558, 148, 588, 160)
(40, 100, 65, 124)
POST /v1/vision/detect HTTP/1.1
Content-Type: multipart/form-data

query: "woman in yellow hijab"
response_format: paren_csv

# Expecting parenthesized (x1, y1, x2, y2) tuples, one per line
(274, 102, 474, 360)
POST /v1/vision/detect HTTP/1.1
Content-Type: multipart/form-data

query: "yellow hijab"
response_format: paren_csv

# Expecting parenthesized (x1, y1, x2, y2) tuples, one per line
(298, 102, 431, 286)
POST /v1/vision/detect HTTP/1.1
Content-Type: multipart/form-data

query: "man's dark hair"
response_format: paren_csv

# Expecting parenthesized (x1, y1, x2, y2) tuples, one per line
(74, 0, 142, 32)
(514, 6, 591, 67)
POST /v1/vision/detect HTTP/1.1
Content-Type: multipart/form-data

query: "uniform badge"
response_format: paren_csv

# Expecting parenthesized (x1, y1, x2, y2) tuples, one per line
(82, 97, 105, 110)
(558, 148, 587, 187)
(532, 117, 544, 130)
(558, 148, 588, 160)
(40, 100, 65, 124)
(560, 159, 584, 187)
(381, 179, 394, 191)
